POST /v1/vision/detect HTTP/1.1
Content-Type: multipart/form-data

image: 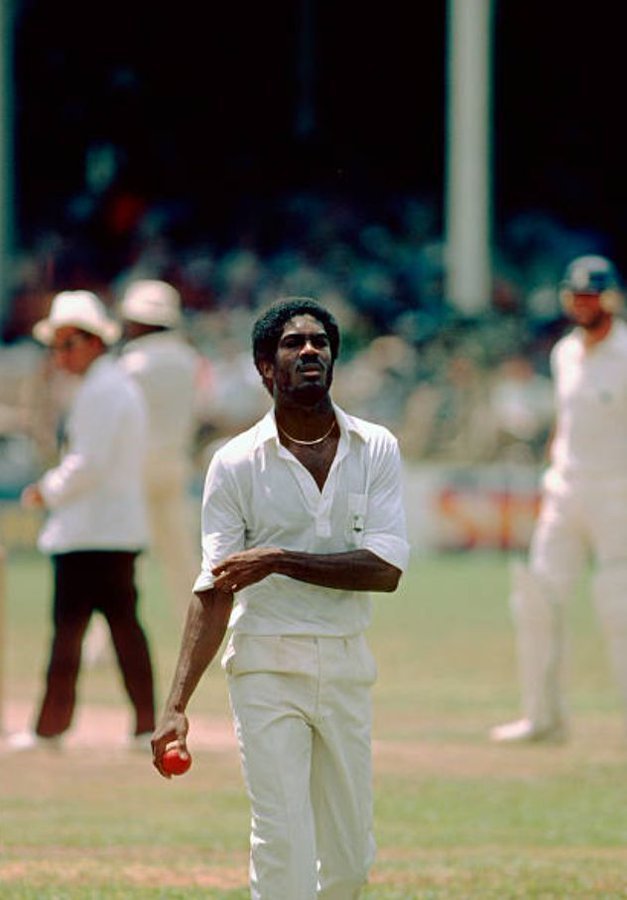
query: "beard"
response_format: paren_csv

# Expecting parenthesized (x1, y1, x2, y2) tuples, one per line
(274, 366, 334, 408)
(291, 382, 330, 406)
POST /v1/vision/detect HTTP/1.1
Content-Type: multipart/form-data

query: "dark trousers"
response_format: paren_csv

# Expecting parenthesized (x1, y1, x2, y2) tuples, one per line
(36, 550, 155, 738)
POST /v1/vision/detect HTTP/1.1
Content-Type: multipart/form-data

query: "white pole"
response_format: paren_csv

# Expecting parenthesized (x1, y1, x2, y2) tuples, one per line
(445, 0, 494, 315)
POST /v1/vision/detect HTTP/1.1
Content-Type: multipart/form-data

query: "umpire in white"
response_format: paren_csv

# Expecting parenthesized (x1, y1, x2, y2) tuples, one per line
(10, 290, 155, 750)
(492, 255, 627, 743)
(118, 279, 201, 616)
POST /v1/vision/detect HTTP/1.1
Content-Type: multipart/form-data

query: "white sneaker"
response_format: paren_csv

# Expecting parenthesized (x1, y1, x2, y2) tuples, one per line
(6, 731, 64, 752)
(489, 717, 567, 744)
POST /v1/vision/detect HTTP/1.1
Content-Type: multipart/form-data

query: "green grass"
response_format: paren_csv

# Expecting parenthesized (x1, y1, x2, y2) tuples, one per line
(3, 550, 627, 898)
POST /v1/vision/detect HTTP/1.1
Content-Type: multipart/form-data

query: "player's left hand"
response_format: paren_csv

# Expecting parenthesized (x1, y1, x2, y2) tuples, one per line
(212, 547, 281, 593)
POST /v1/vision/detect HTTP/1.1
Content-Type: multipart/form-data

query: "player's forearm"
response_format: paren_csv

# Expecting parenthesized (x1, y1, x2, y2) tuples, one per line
(276, 548, 402, 592)
(163, 589, 233, 714)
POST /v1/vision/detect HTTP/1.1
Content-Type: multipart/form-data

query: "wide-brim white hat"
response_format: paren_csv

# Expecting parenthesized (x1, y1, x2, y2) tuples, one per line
(33, 290, 121, 346)
(119, 279, 182, 328)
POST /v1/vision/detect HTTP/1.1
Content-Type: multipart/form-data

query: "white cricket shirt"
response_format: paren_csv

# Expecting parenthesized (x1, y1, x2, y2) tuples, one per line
(549, 319, 627, 480)
(120, 331, 200, 463)
(193, 404, 410, 636)
(38, 355, 149, 553)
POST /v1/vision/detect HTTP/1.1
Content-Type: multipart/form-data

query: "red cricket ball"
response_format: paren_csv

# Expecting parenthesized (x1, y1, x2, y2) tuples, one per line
(162, 746, 192, 776)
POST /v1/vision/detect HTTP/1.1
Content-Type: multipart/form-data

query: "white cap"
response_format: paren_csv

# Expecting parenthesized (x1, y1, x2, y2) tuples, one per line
(119, 279, 182, 328)
(33, 291, 121, 346)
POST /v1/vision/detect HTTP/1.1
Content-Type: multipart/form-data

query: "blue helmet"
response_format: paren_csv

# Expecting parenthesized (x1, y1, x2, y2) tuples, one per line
(560, 255, 623, 314)
(561, 255, 620, 294)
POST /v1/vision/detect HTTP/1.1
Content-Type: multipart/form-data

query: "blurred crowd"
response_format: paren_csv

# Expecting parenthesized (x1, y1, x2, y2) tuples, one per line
(0, 186, 616, 488)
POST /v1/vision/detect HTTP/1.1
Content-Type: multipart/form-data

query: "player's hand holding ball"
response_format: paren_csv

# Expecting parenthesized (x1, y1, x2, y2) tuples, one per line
(161, 742, 192, 776)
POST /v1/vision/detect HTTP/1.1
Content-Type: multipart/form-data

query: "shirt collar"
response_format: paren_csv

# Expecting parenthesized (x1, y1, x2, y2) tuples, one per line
(572, 318, 625, 349)
(82, 352, 111, 383)
(253, 402, 369, 450)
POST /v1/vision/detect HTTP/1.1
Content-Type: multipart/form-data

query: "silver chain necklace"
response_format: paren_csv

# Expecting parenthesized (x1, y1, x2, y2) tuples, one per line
(277, 420, 337, 446)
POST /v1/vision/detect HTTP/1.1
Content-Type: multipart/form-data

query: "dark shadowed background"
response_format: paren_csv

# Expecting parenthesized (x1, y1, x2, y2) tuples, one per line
(13, 1, 626, 262)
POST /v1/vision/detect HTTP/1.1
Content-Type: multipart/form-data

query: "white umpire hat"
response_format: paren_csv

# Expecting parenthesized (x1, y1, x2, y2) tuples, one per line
(33, 290, 122, 346)
(119, 279, 182, 328)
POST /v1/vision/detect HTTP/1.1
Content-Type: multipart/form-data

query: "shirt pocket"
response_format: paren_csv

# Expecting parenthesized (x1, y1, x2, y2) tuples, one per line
(345, 492, 367, 547)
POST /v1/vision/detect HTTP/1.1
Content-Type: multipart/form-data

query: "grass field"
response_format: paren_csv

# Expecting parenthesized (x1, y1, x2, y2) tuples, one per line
(3, 550, 627, 898)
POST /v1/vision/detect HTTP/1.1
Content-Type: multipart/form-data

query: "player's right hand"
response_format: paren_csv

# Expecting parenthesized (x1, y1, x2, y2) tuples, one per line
(151, 710, 189, 779)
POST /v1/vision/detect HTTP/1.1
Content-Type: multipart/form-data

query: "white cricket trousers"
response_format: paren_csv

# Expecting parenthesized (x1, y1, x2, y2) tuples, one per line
(524, 475, 627, 727)
(223, 633, 377, 900)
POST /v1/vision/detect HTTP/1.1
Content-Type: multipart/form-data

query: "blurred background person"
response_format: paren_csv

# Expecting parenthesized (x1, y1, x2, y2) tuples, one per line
(333, 333, 419, 433)
(399, 345, 498, 463)
(491, 255, 627, 743)
(119, 279, 203, 608)
(9, 290, 155, 750)
(488, 351, 554, 465)
(190, 307, 270, 458)
(83, 279, 203, 667)
(119, 279, 202, 614)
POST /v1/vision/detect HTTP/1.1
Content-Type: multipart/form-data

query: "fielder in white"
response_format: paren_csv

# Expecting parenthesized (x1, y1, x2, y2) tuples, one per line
(491, 255, 627, 743)
(151, 297, 409, 899)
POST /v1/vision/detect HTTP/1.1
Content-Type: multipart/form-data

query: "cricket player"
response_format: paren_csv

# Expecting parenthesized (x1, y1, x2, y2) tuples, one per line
(491, 255, 627, 743)
(152, 297, 409, 898)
